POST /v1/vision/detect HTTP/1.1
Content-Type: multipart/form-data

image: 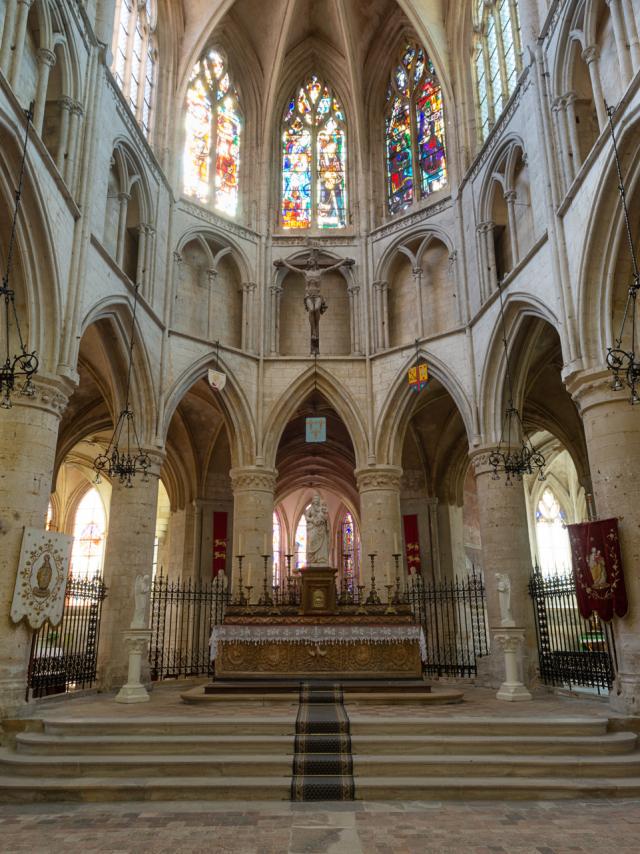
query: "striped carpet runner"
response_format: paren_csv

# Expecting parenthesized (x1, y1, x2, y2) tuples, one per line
(290, 682, 355, 801)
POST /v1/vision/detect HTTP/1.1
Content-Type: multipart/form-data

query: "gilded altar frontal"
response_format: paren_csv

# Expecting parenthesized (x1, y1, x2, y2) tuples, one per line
(1, 0, 640, 848)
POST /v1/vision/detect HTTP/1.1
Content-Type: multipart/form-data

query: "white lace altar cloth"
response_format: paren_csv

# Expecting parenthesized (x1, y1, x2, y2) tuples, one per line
(210, 624, 427, 662)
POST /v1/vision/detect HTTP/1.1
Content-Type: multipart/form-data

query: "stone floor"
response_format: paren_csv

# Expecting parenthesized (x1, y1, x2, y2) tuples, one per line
(1, 798, 640, 853)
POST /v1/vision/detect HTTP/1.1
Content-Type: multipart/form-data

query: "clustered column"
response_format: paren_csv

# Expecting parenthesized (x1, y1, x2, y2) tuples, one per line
(476, 222, 497, 300)
(230, 467, 277, 597)
(0, 378, 71, 718)
(97, 451, 164, 690)
(568, 372, 640, 714)
(372, 281, 389, 351)
(356, 466, 403, 585)
(471, 451, 538, 688)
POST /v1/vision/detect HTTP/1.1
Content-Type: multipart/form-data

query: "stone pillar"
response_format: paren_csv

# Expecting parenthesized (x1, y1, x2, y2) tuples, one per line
(9, 0, 34, 87)
(0, 0, 18, 76)
(33, 48, 56, 136)
(97, 451, 163, 690)
(504, 190, 520, 266)
(64, 101, 83, 189)
(55, 96, 72, 174)
(552, 97, 573, 190)
(621, 0, 640, 70)
(356, 466, 403, 586)
(0, 378, 70, 718)
(372, 281, 388, 351)
(269, 284, 282, 355)
(230, 467, 277, 597)
(412, 268, 424, 339)
(471, 452, 538, 688)
(135, 224, 148, 288)
(242, 282, 257, 352)
(606, 0, 633, 85)
(567, 371, 640, 714)
(582, 46, 607, 131)
(564, 93, 582, 175)
(115, 192, 130, 269)
(477, 222, 497, 298)
(347, 284, 361, 355)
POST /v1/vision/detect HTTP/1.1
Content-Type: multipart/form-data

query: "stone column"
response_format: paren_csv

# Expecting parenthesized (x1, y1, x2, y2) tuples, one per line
(621, 0, 640, 70)
(477, 222, 497, 298)
(356, 466, 403, 586)
(567, 371, 640, 714)
(0, 377, 71, 718)
(412, 268, 424, 339)
(115, 192, 130, 269)
(606, 0, 633, 85)
(97, 451, 163, 690)
(242, 282, 257, 352)
(564, 93, 582, 175)
(143, 225, 156, 300)
(347, 284, 361, 355)
(64, 101, 83, 190)
(269, 284, 282, 355)
(582, 46, 607, 131)
(471, 451, 538, 688)
(504, 190, 520, 266)
(0, 0, 18, 76)
(230, 467, 277, 597)
(95, 0, 118, 60)
(372, 281, 386, 351)
(55, 96, 72, 174)
(9, 0, 34, 87)
(552, 97, 573, 190)
(135, 224, 148, 288)
(33, 48, 56, 136)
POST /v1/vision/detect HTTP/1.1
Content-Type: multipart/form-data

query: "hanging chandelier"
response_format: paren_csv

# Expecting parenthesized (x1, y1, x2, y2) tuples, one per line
(1, 103, 39, 409)
(93, 282, 150, 487)
(488, 279, 546, 484)
(604, 104, 640, 404)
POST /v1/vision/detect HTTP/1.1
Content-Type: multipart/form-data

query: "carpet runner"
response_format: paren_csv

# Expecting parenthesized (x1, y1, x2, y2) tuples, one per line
(290, 682, 355, 801)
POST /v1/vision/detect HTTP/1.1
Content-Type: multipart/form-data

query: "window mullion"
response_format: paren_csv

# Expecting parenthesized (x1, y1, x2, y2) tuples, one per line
(409, 92, 419, 203)
(482, 23, 494, 129)
(495, 5, 510, 109)
(311, 123, 317, 228)
(210, 97, 217, 206)
(123, 6, 136, 105)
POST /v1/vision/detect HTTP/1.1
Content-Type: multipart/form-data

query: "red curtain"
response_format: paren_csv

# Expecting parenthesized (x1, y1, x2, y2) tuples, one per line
(566, 517, 628, 620)
(212, 511, 228, 578)
(403, 514, 421, 574)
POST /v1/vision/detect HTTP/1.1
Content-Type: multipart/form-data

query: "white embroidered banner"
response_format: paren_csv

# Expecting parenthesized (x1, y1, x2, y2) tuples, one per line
(210, 624, 427, 662)
(11, 528, 73, 629)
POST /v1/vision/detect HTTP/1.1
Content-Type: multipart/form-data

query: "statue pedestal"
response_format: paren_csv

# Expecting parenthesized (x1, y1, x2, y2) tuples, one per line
(300, 566, 337, 616)
(493, 627, 532, 702)
(115, 629, 152, 704)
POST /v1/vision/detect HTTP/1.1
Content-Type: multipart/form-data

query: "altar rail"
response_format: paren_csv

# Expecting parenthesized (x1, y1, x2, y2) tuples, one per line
(26, 574, 107, 700)
(528, 568, 617, 694)
(148, 569, 489, 681)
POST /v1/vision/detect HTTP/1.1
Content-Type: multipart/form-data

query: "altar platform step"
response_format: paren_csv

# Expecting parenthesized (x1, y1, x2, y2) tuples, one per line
(184, 683, 464, 705)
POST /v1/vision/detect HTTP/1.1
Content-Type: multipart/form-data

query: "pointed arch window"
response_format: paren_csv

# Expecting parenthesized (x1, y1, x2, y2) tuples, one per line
(281, 75, 347, 229)
(273, 511, 282, 585)
(69, 488, 107, 580)
(535, 487, 570, 576)
(183, 48, 242, 216)
(340, 511, 360, 592)
(385, 39, 447, 215)
(295, 506, 310, 569)
(473, 1, 522, 143)
(112, 0, 157, 137)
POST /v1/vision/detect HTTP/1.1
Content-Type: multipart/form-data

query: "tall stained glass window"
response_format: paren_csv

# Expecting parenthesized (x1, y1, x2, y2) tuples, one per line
(474, 1, 522, 142)
(385, 39, 446, 215)
(340, 512, 360, 592)
(273, 511, 282, 585)
(69, 489, 107, 580)
(295, 507, 309, 569)
(112, 1, 157, 137)
(535, 488, 571, 576)
(281, 76, 347, 229)
(183, 49, 242, 216)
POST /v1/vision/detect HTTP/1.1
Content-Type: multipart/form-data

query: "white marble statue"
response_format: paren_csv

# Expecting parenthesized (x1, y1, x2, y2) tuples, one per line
(305, 494, 330, 565)
(495, 572, 515, 627)
(213, 569, 228, 592)
(131, 574, 150, 629)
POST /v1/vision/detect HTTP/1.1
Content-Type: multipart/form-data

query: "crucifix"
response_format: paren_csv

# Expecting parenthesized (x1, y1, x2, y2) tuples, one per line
(274, 248, 355, 354)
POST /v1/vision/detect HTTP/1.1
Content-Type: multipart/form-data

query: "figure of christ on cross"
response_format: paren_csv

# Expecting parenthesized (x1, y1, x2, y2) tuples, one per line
(274, 248, 355, 354)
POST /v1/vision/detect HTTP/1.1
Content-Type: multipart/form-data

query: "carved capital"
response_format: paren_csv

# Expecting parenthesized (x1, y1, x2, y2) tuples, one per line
(243, 281, 257, 293)
(372, 280, 388, 292)
(70, 100, 84, 117)
(503, 190, 518, 203)
(355, 465, 403, 493)
(582, 45, 600, 64)
(37, 48, 56, 68)
(230, 466, 278, 494)
(173, 251, 183, 264)
(476, 220, 495, 234)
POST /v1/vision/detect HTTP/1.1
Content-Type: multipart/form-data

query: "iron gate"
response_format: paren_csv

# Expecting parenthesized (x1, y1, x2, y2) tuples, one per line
(27, 574, 107, 700)
(529, 568, 617, 693)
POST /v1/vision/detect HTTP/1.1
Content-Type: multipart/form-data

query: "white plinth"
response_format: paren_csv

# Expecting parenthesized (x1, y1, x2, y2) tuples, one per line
(493, 627, 532, 702)
(115, 629, 152, 704)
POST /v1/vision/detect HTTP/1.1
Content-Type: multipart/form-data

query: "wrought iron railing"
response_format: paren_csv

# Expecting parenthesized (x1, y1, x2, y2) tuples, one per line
(148, 568, 489, 681)
(528, 568, 617, 693)
(27, 574, 107, 700)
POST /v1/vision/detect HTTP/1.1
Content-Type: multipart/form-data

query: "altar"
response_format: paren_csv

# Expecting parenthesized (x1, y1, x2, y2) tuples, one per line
(210, 613, 426, 679)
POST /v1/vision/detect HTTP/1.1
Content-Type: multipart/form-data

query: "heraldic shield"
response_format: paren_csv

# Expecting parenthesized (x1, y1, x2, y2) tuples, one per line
(566, 518, 628, 621)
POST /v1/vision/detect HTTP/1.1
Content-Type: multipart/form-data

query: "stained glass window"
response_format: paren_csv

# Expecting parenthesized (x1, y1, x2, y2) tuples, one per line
(112, 0, 156, 138)
(184, 49, 242, 216)
(535, 488, 570, 576)
(385, 40, 446, 215)
(473, 1, 522, 142)
(340, 512, 360, 592)
(69, 489, 107, 580)
(281, 76, 347, 229)
(295, 507, 309, 569)
(273, 511, 282, 586)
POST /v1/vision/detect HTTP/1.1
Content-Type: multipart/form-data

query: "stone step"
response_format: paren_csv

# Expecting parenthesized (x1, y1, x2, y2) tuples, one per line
(1, 773, 639, 804)
(182, 688, 463, 705)
(41, 717, 296, 737)
(355, 775, 640, 800)
(14, 730, 637, 757)
(0, 749, 292, 778)
(348, 716, 609, 737)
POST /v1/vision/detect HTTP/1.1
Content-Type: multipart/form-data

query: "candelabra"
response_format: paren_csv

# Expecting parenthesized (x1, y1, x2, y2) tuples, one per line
(259, 554, 274, 606)
(365, 553, 382, 606)
(392, 552, 403, 605)
(233, 554, 247, 606)
(285, 553, 294, 605)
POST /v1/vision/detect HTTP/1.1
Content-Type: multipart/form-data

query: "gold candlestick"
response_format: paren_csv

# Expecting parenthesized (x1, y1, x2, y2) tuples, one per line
(259, 554, 274, 606)
(365, 553, 381, 605)
(392, 552, 402, 605)
(234, 555, 247, 605)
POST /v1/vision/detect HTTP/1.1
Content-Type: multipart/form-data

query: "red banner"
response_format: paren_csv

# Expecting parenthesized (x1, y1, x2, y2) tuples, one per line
(212, 512, 228, 578)
(566, 517, 628, 621)
(403, 514, 421, 575)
